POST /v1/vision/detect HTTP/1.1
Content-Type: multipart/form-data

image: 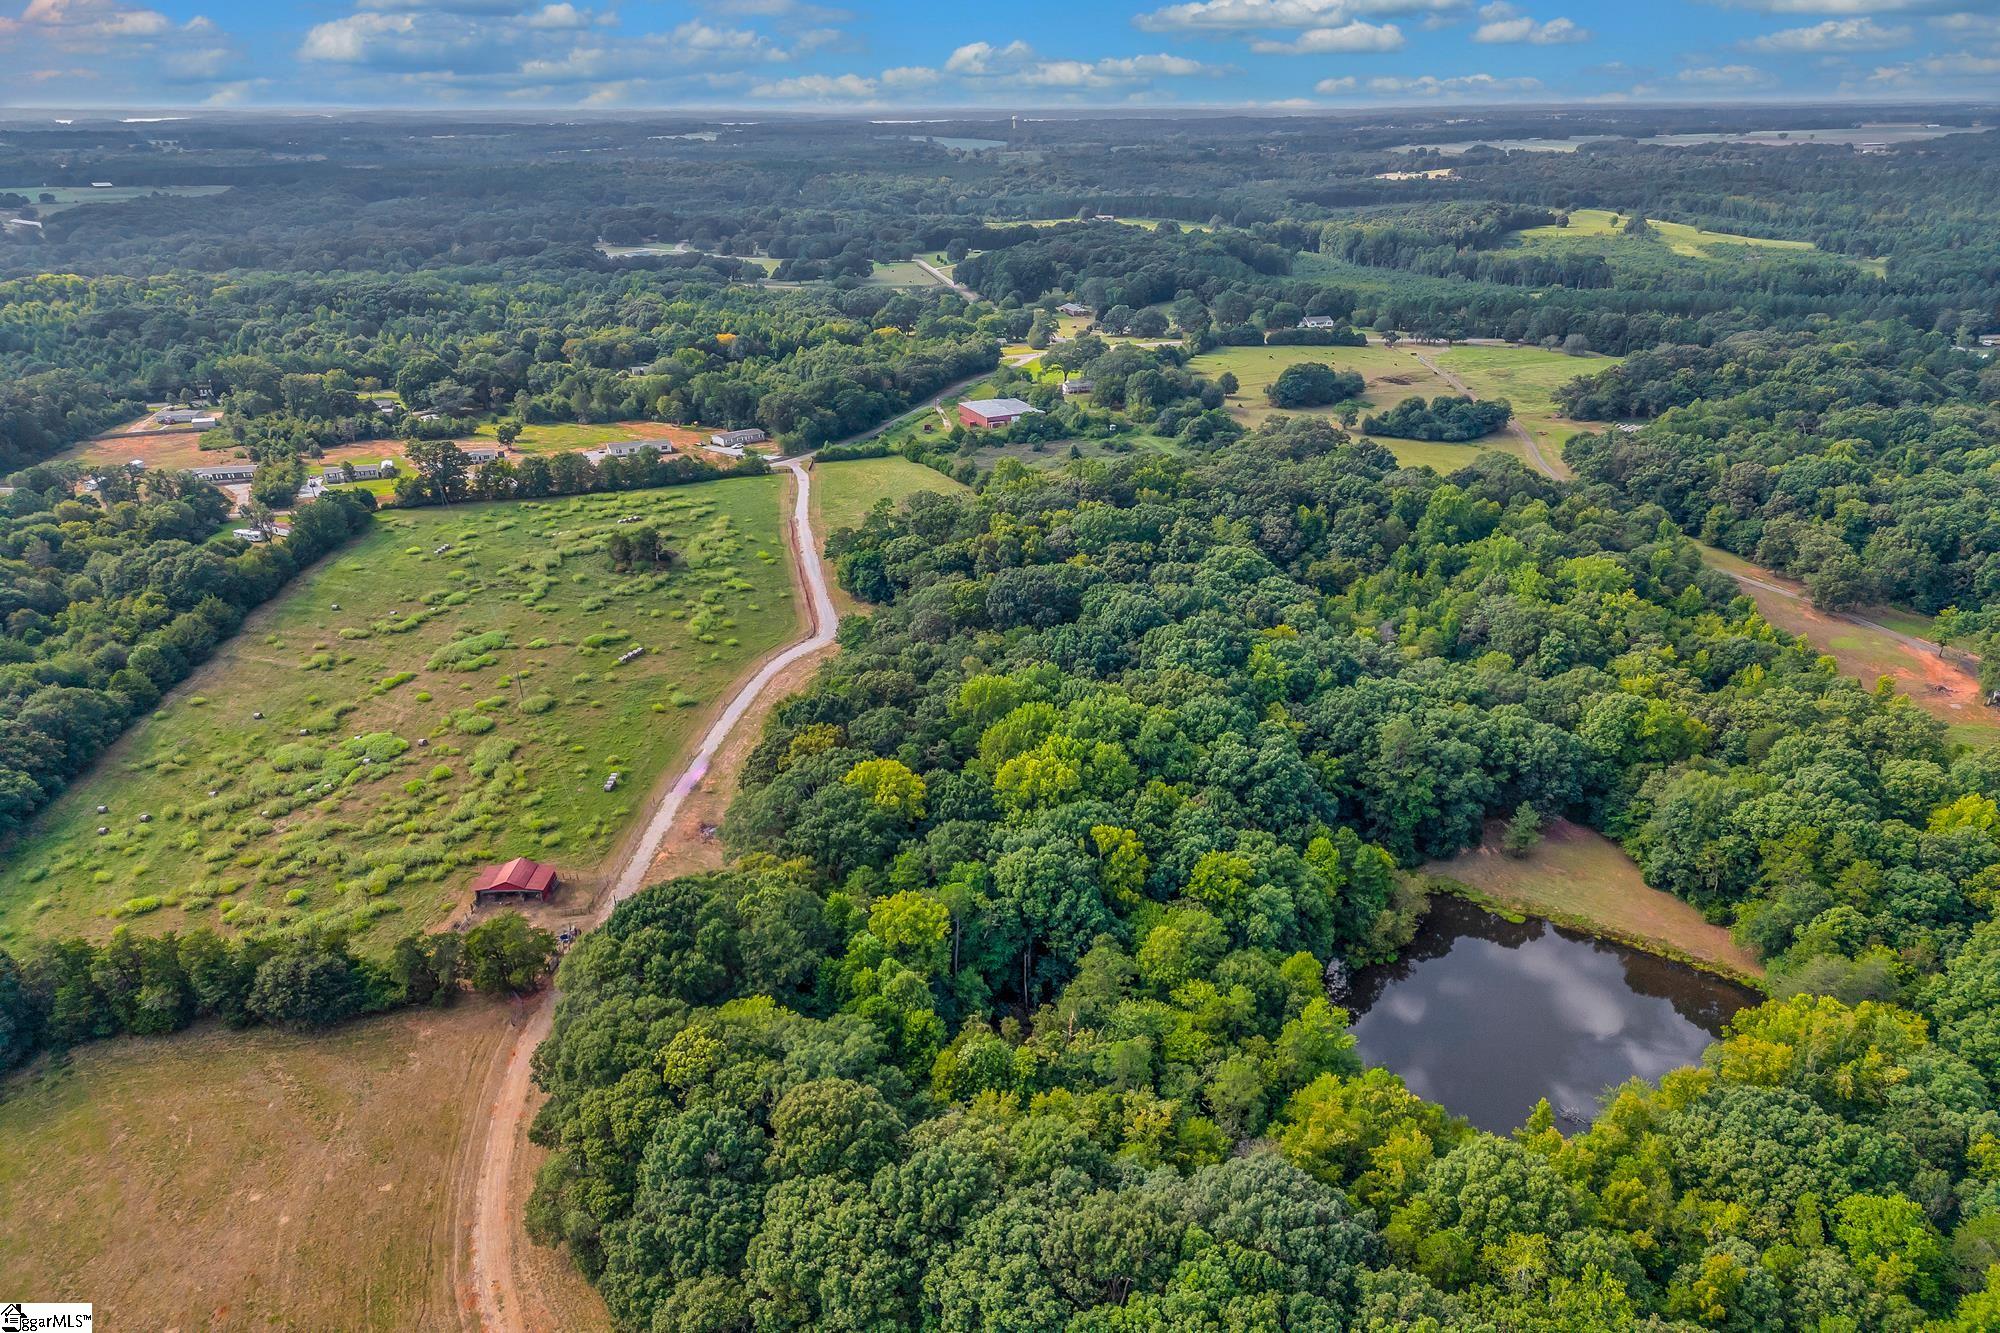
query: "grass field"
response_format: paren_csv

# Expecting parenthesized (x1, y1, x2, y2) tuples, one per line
(1, 184, 229, 216)
(0, 1000, 515, 1330)
(0, 477, 800, 953)
(811, 455, 967, 539)
(1426, 818, 1764, 981)
(867, 259, 941, 287)
(1424, 343, 1620, 464)
(1509, 207, 1826, 263)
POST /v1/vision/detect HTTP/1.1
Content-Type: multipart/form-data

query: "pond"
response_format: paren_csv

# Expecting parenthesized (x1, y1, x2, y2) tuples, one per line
(1345, 895, 1757, 1134)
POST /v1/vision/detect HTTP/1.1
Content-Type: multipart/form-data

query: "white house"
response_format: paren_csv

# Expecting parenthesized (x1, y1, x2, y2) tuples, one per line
(1299, 315, 1339, 330)
(459, 445, 503, 463)
(709, 428, 768, 449)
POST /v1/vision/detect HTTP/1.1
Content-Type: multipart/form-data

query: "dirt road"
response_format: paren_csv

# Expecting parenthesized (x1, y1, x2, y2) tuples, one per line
(914, 255, 979, 301)
(462, 458, 839, 1332)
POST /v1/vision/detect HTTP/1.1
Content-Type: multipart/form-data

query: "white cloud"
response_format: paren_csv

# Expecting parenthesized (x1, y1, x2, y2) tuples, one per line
(1677, 62, 1776, 85)
(1367, 71, 1544, 94)
(1314, 74, 1359, 90)
(1249, 19, 1405, 51)
(1471, 3, 1587, 43)
(1135, 0, 1463, 32)
(1746, 17, 1909, 49)
(942, 39, 1222, 89)
(19, 0, 173, 38)
(525, 4, 591, 31)
(879, 65, 940, 88)
(751, 71, 876, 98)
(1706, 0, 1940, 11)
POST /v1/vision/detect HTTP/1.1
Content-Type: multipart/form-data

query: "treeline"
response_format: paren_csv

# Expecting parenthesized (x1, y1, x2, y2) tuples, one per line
(0, 369, 141, 473)
(391, 439, 770, 507)
(528, 421, 2000, 1329)
(0, 476, 376, 841)
(0, 912, 555, 1071)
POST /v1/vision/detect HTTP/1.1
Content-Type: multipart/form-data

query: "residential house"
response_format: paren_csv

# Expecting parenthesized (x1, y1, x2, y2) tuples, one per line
(459, 445, 503, 463)
(582, 439, 674, 465)
(1057, 302, 1092, 317)
(709, 427, 768, 449)
(1059, 379, 1094, 397)
(472, 857, 559, 904)
(1299, 315, 1340, 330)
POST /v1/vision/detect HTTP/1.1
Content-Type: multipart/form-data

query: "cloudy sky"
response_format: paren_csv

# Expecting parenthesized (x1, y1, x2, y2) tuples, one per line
(3, 0, 1998, 110)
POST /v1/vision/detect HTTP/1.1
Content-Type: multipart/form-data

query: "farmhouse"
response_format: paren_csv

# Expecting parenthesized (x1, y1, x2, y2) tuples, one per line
(709, 427, 768, 449)
(190, 462, 257, 483)
(472, 856, 559, 904)
(1057, 302, 1092, 317)
(1979, 334, 2000, 348)
(1299, 315, 1340, 330)
(155, 408, 206, 424)
(1059, 379, 1094, 397)
(958, 397, 1041, 428)
(459, 444, 503, 463)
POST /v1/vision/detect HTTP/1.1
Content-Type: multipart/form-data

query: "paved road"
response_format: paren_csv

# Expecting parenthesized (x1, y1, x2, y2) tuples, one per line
(465, 458, 837, 1333)
(1405, 347, 1563, 480)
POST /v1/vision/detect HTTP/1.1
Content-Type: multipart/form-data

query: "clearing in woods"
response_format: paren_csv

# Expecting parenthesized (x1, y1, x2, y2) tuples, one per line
(0, 1000, 517, 1331)
(810, 456, 970, 615)
(1508, 207, 1823, 261)
(1420, 343, 1621, 465)
(0, 476, 799, 954)
(1425, 818, 1764, 982)
(1698, 543, 1999, 743)
(456, 420, 705, 455)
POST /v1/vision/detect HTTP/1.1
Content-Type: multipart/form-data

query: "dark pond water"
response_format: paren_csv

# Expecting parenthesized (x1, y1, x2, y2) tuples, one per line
(1346, 895, 1757, 1134)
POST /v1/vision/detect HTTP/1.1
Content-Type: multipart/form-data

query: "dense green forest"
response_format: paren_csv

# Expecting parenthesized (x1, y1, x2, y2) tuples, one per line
(4, 106, 2000, 1331)
(529, 428, 2000, 1330)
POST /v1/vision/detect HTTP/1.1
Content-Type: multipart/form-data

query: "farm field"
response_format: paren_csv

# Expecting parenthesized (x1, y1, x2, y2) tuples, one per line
(1508, 207, 1824, 262)
(1425, 817, 1764, 981)
(0, 476, 801, 954)
(0, 1000, 519, 1331)
(457, 419, 702, 455)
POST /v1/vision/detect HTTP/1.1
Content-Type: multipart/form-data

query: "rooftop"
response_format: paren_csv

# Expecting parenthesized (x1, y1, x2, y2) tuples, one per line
(961, 397, 1039, 417)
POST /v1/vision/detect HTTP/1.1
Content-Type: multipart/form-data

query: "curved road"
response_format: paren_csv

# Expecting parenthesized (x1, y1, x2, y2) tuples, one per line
(465, 457, 838, 1333)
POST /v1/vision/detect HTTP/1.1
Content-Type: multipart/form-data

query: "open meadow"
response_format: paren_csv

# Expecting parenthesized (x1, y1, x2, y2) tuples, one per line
(0, 999, 530, 1331)
(1422, 342, 1620, 465)
(1508, 207, 1822, 261)
(0, 476, 799, 954)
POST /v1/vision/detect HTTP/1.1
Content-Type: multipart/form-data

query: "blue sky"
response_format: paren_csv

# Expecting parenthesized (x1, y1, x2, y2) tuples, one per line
(3, 0, 1998, 109)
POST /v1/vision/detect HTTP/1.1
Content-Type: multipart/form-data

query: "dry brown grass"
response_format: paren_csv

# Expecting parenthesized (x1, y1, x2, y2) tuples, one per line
(0, 1001, 520, 1330)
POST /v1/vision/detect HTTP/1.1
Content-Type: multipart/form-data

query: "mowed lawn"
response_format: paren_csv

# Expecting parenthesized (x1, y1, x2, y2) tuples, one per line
(0, 476, 800, 953)
(0, 1001, 521, 1331)
(1426, 818, 1764, 981)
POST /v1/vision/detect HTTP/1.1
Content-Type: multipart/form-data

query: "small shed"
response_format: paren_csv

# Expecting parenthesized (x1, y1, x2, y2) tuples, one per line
(473, 857, 559, 904)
